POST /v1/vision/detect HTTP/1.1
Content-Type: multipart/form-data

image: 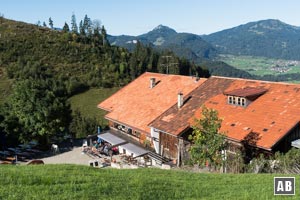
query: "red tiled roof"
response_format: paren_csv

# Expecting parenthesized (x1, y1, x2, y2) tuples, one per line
(98, 72, 206, 134)
(151, 76, 300, 151)
(149, 77, 233, 135)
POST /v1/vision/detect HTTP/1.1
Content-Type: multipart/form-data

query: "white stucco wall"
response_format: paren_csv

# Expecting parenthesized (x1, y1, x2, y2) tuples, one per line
(150, 127, 160, 153)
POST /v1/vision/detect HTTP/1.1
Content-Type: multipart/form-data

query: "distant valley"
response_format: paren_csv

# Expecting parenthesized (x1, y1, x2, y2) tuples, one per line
(219, 54, 300, 80)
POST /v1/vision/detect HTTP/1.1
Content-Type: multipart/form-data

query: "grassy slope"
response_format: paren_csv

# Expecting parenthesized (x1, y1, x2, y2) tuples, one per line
(0, 165, 297, 200)
(69, 88, 120, 127)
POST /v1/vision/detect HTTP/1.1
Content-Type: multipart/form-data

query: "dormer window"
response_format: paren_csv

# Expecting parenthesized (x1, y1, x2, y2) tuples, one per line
(227, 96, 247, 107)
(224, 87, 267, 107)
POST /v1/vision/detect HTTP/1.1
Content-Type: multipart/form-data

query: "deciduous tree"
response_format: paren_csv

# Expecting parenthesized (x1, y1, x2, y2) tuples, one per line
(1, 65, 71, 145)
(189, 105, 227, 170)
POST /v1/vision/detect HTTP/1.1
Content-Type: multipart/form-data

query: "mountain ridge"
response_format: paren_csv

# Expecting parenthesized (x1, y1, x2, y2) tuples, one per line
(109, 19, 300, 61)
(108, 24, 217, 62)
(203, 19, 300, 60)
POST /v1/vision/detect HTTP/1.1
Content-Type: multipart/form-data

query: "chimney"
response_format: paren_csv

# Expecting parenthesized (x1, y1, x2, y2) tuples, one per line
(178, 92, 183, 108)
(150, 78, 156, 88)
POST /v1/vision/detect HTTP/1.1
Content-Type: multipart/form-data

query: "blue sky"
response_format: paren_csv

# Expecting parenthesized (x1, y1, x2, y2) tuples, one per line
(2, 0, 300, 36)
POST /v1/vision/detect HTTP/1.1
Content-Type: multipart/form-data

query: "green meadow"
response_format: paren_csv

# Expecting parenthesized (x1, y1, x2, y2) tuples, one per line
(69, 87, 120, 127)
(0, 165, 298, 200)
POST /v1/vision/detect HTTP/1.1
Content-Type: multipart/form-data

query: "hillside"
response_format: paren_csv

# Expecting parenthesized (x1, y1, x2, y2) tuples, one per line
(109, 24, 217, 61)
(0, 165, 296, 200)
(200, 60, 253, 79)
(0, 17, 132, 88)
(203, 19, 300, 60)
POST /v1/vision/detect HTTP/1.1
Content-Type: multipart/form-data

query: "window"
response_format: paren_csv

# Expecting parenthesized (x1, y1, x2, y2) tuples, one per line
(228, 96, 247, 107)
(237, 97, 241, 105)
(127, 128, 132, 134)
(241, 98, 246, 106)
(228, 96, 233, 104)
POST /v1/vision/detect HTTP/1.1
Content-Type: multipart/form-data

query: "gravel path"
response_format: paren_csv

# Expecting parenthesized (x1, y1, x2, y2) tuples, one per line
(41, 147, 94, 166)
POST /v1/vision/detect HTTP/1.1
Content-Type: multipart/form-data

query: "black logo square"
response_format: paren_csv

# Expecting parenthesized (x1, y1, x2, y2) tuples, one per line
(274, 177, 295, 195)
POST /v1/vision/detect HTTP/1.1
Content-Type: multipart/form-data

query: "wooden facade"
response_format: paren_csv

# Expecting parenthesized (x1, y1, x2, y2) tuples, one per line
(159, 131, 178, 159)
(273, 123, 300, 153)
(158, 125, 300, 166)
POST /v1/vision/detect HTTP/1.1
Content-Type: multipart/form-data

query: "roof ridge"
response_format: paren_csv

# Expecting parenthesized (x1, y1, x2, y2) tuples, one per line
(211, 76, 300, 86)
(145, 71, 203, 78)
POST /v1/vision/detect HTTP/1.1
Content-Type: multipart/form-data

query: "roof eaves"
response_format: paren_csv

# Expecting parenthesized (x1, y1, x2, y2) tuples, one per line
(97, 105, 112, 112)
(226, 136, 272, 151)
(270, 120, 300, 150)
(105, 116, 150, 135)
(150, 126, 179, 137)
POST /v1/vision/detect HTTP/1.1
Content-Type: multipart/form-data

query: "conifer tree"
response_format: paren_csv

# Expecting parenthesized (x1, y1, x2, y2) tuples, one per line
(71, 13, 78, 33)
(62, 22, 70, 32)
(83, 14, 91, 35)
(101, 25, 108, 46)
(79, 20, 85, 35)
(49, 17, 53, 29)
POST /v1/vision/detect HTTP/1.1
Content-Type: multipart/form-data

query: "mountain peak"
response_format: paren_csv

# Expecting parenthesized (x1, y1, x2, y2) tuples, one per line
(256, 19, 290, 27)
(257, 19, 287, 25)
(246, 19, 299, 31)
(152, 24, 177, 33)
